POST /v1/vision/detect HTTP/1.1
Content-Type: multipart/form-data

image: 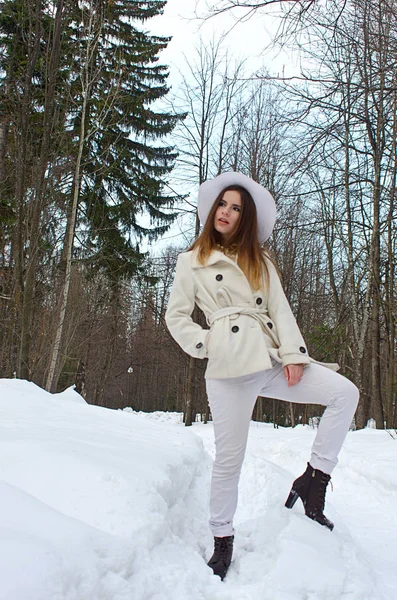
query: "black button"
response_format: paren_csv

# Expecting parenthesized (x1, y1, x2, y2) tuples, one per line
(267, 322, 273, 329)
(231, 326, 239, 333)
(299, 346, 306, 353)
(216, 274, 223, 281)
(196, 342, 203, 349)
(256, 297, 262, 305)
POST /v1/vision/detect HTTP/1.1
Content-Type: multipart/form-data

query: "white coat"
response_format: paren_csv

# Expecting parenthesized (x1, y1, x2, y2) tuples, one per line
(165, 249, 338, 379)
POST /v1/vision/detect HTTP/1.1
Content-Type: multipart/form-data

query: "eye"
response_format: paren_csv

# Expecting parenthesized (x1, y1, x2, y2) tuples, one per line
(218, 200, 226, 206)
(234, 206, 241, 212)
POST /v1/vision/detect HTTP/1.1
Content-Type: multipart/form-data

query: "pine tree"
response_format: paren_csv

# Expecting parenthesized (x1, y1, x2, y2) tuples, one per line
(69, 0, 181, 280)
(0, 0, 182, 384)
(45, 0, 182, 390)
(0, 0, 68, 379)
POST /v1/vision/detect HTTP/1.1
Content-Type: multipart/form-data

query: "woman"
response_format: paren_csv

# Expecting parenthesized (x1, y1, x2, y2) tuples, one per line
(165, 172, 359, 581)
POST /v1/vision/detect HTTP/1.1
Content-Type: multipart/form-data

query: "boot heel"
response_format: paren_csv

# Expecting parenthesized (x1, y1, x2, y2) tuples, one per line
(285, 488, 299, 509)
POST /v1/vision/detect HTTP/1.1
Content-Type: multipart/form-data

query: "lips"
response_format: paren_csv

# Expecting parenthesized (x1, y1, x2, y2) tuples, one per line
(218, 218, 229, 224)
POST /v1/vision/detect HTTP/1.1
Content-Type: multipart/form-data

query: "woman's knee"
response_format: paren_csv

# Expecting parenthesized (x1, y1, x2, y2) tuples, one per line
(350, 382, 360, 412)
(336, 375, 360, 411)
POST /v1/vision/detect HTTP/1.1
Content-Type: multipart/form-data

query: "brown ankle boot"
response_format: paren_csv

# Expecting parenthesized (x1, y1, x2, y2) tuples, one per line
(285, 463, 334, 531)
(207, 535, 234, 580)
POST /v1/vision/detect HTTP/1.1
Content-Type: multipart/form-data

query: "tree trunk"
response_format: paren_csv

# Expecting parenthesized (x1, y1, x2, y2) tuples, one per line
(75, 360, 86, 398)
(45, 3, 102, 392)
(184, 211, 202, 426)
(289, 402, 295, 428)
(184, 354, 195, 426)
(18, 0, 64, 381)
(45, 82, 89, 391)
(14, 1, 43, 379)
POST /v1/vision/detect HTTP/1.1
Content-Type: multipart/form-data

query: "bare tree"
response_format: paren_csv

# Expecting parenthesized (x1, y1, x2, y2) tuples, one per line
(202, 0, 317, 20)
(45, 3, 104, 391)
(169, 39, 248, 425)
(262, 0, 397, 428)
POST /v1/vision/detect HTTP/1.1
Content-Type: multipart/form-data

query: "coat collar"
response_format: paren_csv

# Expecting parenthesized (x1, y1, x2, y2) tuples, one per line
(190, 248, 237, 269)
(189, 248, 256, 296)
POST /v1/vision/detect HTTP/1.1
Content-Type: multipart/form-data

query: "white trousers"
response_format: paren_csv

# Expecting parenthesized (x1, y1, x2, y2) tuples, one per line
(206, 362, 359, 537)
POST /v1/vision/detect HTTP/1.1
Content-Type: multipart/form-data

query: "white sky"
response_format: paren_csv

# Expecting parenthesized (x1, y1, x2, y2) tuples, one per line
(149, 0, 296, 86)
(141, 0, 298, 253)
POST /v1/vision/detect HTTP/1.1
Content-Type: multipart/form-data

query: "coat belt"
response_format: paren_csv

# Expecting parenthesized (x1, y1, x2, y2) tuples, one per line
(207, 306, 280, 348)
(207, 306, 266, 325)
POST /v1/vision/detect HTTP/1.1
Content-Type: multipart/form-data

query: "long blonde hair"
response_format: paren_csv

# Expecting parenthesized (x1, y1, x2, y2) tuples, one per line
(190, 185, 272, 290)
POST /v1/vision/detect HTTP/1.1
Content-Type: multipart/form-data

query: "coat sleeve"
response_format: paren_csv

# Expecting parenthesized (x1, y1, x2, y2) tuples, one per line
(266, 258, 310, 368)
(165, 253, 209, 359)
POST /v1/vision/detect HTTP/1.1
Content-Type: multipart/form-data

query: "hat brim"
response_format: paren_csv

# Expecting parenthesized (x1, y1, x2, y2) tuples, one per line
(198, 172, 276, 244)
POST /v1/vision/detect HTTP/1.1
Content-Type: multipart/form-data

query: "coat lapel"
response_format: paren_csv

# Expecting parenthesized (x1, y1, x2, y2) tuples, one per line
(190, 249, 228, 269)
(190, 248, 254, 295)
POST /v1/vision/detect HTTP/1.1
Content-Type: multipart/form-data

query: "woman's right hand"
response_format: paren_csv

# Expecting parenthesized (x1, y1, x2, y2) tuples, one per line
(284, 364, 304, 387)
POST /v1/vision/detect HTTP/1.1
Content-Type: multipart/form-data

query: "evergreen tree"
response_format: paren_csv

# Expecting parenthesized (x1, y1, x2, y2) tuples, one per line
(0, 0, 182, 383)
(69, 0, 181, 280)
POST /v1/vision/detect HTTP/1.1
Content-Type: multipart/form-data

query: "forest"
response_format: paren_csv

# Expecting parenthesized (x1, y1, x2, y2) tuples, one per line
(0, 0, 396, 430)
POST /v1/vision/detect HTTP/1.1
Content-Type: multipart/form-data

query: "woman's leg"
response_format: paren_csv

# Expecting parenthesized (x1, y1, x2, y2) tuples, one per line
(259, 362, 359, 474)
(206, 371, 263, 537)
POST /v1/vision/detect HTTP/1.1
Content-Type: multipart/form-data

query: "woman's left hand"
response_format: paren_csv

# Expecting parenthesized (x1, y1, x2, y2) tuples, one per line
(284, 364, 304, 387)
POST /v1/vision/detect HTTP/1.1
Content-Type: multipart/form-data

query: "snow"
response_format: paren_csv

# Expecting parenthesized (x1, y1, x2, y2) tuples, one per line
(1, 379, 396, 599)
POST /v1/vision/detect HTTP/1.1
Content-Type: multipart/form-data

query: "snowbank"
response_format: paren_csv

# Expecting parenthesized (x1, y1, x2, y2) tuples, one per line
(1, 378, 396, 599)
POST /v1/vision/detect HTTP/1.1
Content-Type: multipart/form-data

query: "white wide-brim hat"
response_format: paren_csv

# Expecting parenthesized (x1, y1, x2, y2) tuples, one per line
(198, 172, 276, 243)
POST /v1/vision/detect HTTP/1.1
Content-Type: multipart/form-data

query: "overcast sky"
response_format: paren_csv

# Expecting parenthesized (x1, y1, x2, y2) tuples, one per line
(149, 0, 295, 86)
(141, 0, 296, 253)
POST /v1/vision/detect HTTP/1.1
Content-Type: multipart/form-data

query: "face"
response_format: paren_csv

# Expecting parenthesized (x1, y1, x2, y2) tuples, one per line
(213, 190, 242, 241)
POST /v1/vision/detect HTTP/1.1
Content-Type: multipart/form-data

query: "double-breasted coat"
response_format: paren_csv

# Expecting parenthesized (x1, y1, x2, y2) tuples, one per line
(165, 249, 338, 379)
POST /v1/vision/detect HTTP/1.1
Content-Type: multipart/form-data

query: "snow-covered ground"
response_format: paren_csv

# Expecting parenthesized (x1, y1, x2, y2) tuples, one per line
(1, 379, 396, 600)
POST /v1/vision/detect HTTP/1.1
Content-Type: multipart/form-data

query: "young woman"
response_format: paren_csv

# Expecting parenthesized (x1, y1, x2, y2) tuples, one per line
(165, 172, 359, 581)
